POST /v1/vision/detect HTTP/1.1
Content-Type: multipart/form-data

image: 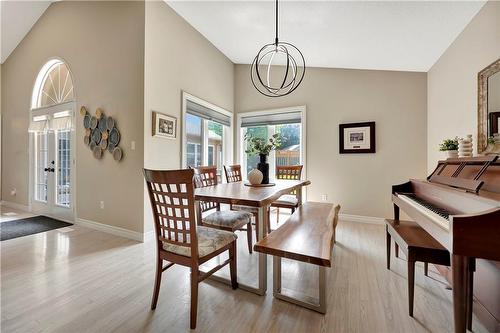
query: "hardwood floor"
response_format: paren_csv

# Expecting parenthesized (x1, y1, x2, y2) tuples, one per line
(0, 207, 489, 333)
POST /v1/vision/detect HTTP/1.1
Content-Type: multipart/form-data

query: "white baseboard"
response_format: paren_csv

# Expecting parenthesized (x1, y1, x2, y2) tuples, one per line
(0, 200, 30, 212)
(75, 218, 148, 242)
(339, 213, 385, 225)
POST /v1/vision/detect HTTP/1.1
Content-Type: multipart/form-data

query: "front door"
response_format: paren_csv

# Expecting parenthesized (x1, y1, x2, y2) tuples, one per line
(31, 118, 74, 222)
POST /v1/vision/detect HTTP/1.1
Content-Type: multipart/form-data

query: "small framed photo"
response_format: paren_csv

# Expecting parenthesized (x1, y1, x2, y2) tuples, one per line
(339, 121, 375, 154)
(152, 111, 177, 139)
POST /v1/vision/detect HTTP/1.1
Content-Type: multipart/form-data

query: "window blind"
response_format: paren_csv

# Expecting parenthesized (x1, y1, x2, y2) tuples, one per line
(186, 100, 231, 127)
(240, 111, 302, 128)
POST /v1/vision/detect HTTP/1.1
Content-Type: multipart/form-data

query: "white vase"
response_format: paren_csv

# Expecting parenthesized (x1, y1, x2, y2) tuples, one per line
(248, 169, 263, 185)
(458, 135, 473, 158)
(446, 150, 458, 159)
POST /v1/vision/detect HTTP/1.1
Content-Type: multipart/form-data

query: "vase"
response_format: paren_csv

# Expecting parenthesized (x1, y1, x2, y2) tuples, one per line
(248, 169, 263, 185)
(257, 154, 270, 184)
(446, 150, 458, 159)
(458, 135, 473, 158)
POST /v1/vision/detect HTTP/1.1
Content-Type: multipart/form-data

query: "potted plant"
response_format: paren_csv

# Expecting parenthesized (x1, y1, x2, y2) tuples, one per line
(244, 133, 282, 184)
(439, 137, 459, 158)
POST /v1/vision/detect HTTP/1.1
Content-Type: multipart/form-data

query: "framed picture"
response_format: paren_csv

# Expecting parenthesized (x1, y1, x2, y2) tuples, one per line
(152, 111, 177, 139)
(339, 121, 375, 154)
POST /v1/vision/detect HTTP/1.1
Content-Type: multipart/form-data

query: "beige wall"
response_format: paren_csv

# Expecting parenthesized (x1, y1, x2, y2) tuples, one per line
(235, 65, 427, 218)
(1, 2, 145, 232)
(427, 1, 500, 171)
(144, 2, 234, 231)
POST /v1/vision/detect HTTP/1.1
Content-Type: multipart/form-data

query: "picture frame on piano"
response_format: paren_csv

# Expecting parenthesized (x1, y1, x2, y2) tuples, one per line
(339, 121, 376, 154)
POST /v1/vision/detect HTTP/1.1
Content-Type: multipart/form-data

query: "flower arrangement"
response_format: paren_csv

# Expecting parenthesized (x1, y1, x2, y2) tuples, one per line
(244, 133, 282, 156)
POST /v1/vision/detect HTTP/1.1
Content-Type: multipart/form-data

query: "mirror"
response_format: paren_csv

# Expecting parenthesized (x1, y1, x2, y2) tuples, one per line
(478, 58, 500, 154)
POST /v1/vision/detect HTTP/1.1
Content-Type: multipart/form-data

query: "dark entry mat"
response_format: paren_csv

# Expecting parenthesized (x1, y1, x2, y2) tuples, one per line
(1, 215, 73, 241)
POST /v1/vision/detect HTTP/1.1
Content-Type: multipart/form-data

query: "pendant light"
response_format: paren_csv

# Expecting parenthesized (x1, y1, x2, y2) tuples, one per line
(251, 0, 305, 97)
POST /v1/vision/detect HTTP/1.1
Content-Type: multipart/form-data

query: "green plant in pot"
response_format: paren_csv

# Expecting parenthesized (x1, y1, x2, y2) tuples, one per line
(439, 137, 459, 159)
(244, 133, 282, 184)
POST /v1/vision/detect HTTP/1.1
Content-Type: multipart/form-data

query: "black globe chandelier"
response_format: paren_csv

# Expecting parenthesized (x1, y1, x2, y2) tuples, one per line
(251, 0, 306, 97)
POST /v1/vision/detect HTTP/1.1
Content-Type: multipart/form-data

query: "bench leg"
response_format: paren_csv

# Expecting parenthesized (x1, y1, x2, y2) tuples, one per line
(386, 228, 391, 270)
(408, 259, 415, 317)
(273, 256, 327, 314)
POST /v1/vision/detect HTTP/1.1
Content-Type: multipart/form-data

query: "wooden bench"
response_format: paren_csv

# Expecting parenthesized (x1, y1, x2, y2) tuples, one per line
(254, 202, 340, 313)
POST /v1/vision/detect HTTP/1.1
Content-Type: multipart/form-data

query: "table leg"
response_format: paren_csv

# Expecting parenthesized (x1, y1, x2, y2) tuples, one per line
(296, 186, 303, 206)
(201, 203, 268, 296)
(452, 254, 469, 333)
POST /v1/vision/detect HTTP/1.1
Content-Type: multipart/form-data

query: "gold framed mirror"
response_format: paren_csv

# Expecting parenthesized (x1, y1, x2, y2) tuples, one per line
(478, 58, 500, 154)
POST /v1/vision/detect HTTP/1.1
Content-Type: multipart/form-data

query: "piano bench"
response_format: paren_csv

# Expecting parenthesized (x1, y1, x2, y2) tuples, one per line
(386, 219, 453, 318)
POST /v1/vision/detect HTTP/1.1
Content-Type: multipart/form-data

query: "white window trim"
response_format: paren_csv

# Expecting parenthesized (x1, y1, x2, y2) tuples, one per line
(181, 91, 233, 170)
(236, 105, 307, 185)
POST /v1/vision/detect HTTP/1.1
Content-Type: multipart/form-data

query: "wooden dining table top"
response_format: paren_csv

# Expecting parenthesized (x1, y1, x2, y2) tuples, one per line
(194, 179, 311, 207)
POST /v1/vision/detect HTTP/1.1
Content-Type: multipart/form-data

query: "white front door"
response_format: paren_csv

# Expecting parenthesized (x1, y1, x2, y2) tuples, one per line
(31, 113, 74, 222)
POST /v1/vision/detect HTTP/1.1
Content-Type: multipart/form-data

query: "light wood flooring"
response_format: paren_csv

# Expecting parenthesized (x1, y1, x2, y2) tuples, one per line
(0, 206, 489, 333)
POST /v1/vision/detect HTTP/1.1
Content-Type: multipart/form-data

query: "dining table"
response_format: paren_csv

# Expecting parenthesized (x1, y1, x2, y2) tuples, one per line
(194, 179, 311, 295)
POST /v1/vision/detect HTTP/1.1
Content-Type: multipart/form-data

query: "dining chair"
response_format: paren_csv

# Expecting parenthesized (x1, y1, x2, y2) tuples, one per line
(271, 165, 303, 225)
(193, 166, 254, 254)
(143, 168, 238, 329)
(224, 164, 262, 239)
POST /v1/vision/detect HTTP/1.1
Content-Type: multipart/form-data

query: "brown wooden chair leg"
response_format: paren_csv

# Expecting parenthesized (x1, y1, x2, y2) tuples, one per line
(190, 267, 199, 329)
(254, 213, 259, 241)
(408, 259, 415, 317)
(276, 207, 280, 224)
(246, 223, 253, 254)
(386, 231, 391, 270)
(151, 255, 163, 310)
(424, 262, 429, 277)
(395, 243, 399, 258)
(229, 241, 238, 290)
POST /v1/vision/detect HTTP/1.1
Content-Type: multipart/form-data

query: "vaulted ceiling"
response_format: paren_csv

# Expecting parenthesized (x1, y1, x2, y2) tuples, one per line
(167, 0, 486, 72)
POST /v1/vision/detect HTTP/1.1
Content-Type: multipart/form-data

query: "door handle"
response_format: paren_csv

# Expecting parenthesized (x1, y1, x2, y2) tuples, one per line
(44, 167, 55, 173)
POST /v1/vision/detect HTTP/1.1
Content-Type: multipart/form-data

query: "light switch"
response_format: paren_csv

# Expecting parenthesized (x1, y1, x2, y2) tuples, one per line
(131, 141, 136, 150)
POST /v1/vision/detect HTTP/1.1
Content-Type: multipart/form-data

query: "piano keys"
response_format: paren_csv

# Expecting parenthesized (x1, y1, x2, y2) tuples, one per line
(391, 156, 500, 333)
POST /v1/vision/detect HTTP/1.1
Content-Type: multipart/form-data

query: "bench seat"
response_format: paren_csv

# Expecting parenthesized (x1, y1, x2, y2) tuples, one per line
(254, 202, 340, 314)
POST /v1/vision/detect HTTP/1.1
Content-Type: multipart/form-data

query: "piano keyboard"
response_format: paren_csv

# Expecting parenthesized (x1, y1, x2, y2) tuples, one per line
(398, 193, 450, 230)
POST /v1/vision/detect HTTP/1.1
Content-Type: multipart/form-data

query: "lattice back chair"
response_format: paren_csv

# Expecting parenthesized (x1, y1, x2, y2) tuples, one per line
(224, 164, 261, 242)
(272, 165, 304, 225)
(144, 168, 238, 329)
(192, 166, 220, 216)
(193, 165, 254, 254)
(224, 164, 243, 183)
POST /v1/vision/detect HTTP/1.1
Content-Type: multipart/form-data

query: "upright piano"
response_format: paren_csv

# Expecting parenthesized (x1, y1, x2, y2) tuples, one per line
(391, 156, 500, 333)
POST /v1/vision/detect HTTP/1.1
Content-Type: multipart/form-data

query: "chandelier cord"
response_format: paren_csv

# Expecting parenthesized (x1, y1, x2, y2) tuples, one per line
(275, 0, 279, 46)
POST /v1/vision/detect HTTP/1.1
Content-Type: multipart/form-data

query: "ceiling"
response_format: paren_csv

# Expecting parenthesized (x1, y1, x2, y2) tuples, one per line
(166, 0, 486, 72)
(1, 0, 52, 64)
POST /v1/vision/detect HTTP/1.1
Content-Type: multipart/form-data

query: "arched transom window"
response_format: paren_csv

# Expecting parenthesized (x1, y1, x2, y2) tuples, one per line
(32, 59, 74, 109)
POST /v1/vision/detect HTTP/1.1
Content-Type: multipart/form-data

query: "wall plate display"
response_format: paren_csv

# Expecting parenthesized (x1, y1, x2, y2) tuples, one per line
(339, 121, 376, 154)
(80, 106, 124, 162)
(152, 111, 176, 139)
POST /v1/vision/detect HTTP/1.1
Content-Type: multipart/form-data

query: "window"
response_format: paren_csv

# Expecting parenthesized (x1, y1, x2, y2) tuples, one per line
(239, 108, 305, 179)
(182, 93, 232, 180)
(34, 132, 49, 202)
(56, 130, 71, 207)
(32, 59, 74, 109)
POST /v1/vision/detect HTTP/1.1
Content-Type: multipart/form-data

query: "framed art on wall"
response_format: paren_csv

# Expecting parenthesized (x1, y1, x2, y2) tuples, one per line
(152, 111, 177, 139)
(339, 121, 375, 154)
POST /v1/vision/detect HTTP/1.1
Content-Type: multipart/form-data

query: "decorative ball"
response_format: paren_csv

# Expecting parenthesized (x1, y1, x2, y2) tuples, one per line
(248, 169, 263, 185)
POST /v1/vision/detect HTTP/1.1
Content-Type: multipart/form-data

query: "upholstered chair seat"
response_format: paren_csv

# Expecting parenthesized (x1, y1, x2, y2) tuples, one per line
(203, 210, 253, 229)
(273, 194, 298, 207)
(162, 226, 237, 258)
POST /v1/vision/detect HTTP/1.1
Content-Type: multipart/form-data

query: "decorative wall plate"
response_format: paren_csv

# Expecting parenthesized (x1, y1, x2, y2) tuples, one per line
(106, 117, 115, 130)
(95, 108, 103, 119)
(109, 128, 120, 146)
(89, 141, 97, 151)
(80, 106, 88, 116)
(98, 115, 108, 133)
(90, 116, 98, 129)
(83, 114, 91, 129)
(101, 131, 108, 140)
(84, 135, 90, 145)
(85, 128, 91, 136)
(112, 147, 123, 161)
(91, 128, 102, 145)
(108, 143, 115, 153)
(93, 146, 103, 159)
(100, 139, 108, 150)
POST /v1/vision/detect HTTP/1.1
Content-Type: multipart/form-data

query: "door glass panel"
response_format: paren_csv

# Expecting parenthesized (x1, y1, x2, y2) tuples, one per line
(56, 130, 71, 207)
(275, 124, 301, 166)
(244, 126, 268, 174)
(186, 114, 202, 167)
(35, 132, 48, 202)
